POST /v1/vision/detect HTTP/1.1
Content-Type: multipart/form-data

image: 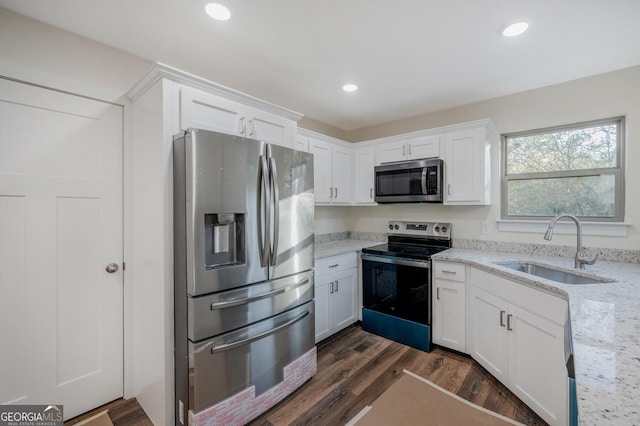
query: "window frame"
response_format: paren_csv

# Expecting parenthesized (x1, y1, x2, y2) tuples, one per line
(501, 117, 625, 222)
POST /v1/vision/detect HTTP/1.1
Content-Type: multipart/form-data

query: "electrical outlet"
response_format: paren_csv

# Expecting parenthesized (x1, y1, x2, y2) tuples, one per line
(481, 222, 491, 234)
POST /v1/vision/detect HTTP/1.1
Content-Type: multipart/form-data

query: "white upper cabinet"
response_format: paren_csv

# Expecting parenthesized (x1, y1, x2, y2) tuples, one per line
(308, 137, 332, 203)
(294, 134, 308, 152)
(180, 86, 296, 147)
(442, 124, 491, 205)
(353, 145, 376, 204)
(302, 130, 353, 205)
(376, 134, 441, 164)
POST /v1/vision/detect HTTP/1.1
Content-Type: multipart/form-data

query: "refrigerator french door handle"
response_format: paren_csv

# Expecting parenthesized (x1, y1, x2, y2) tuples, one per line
(267, 145, 280, 266)
(209, 278, 310, 310)
(257, 152, 270, 267)
(209, 309, 310, 354)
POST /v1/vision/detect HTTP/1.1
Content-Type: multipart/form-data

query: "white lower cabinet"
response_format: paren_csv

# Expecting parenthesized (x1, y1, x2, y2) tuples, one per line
(314, 253, 358, 342)
(469, 268, 569, 426)
(432, 261, 467, 353)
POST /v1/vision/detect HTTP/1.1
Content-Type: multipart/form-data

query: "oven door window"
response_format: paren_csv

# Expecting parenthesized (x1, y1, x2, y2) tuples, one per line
(376, 167, 425, 196)
(362, 258, 430, 325)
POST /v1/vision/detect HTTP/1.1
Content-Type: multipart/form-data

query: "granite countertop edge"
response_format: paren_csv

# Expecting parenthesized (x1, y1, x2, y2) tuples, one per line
(432, 248, 640, 425)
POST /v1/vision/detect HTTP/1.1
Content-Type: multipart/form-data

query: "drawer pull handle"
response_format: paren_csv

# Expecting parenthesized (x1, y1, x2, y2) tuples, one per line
(209, 309, 309, 354)
(328, 264, 339, 268)
(210, 278, 310, 309)
(442, 270, 456, 275)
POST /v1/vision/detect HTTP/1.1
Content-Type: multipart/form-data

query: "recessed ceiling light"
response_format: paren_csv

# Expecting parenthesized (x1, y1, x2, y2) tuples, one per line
(342, 84, 358, 93)
(205, 3, 231, 21)
(502, 22, 529, 37)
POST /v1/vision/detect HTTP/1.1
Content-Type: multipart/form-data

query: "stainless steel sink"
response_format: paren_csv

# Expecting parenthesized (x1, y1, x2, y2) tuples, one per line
(493, 261, 614, 284)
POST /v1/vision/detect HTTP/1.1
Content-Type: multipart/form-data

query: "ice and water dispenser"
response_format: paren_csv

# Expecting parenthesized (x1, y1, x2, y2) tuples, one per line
(204, 213, 245, 268)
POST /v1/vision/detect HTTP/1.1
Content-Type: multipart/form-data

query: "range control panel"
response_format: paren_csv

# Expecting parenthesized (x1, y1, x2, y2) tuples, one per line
(387, 221, 452, 239)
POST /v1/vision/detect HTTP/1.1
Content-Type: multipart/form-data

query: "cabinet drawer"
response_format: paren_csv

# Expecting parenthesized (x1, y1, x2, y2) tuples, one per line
(315, 252, 357, 275)
(434, 262, 466, 282)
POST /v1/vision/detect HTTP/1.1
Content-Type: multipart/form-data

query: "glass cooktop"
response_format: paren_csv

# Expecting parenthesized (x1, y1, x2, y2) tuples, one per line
(361, 242, 449, 261)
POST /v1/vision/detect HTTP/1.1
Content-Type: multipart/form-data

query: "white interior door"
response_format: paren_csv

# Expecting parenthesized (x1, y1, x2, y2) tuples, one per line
(0, 77, 123, 420)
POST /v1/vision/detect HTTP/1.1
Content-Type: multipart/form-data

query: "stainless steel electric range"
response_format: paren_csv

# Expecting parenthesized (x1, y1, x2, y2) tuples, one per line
(360, 221, 452, 352)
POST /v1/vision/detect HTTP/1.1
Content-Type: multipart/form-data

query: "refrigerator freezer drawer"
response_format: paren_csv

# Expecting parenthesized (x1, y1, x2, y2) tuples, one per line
(188, 301, 315, 412)
(188, 270, 314, 341)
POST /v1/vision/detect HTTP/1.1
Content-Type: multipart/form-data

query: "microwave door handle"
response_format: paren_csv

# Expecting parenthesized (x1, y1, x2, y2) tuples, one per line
(421, 168, 427, 194)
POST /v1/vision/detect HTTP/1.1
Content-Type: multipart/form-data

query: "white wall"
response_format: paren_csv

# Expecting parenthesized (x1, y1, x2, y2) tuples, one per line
(346, 66, 640, 251)
(0, 8, 150, 102)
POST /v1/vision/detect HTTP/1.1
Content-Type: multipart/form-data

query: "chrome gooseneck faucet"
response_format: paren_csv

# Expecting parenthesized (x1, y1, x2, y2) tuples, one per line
(544, 214, 598, 270)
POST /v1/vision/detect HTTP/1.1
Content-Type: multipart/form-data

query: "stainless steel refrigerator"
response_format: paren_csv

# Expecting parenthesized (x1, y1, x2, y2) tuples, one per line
(173, 129, 315, 425)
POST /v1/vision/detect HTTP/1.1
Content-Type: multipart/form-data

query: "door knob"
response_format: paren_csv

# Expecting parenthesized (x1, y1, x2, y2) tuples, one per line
(105, 263, 119, 273)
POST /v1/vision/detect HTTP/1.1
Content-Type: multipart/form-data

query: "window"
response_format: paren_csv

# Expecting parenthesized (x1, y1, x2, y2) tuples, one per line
(502, 118, 624, 222)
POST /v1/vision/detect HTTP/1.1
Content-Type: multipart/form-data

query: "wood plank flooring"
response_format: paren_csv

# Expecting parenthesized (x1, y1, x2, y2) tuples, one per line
(65, 324, 547, 425)
(249, 325, 547, 426)
(64, 398, 152, 426)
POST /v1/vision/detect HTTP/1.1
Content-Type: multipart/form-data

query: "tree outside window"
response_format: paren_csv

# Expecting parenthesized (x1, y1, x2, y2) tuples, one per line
(501, 118, 624, 221)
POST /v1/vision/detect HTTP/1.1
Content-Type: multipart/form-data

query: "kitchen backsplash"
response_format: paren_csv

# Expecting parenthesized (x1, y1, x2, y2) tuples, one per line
(315, 232, 640, 264)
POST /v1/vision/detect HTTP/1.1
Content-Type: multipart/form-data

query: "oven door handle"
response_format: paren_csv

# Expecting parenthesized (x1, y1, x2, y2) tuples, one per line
(361, 254, 430, 269)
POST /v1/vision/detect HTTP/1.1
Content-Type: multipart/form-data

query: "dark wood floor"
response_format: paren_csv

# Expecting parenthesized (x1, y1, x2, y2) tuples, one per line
(249, 325, 547, 426)
(65, 324, 547, 425)
(64, 398, 152, 425)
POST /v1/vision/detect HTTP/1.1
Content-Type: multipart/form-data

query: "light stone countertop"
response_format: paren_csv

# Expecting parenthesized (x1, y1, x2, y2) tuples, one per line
(314, 238, 382, 260)
(432, 248, 640, 425)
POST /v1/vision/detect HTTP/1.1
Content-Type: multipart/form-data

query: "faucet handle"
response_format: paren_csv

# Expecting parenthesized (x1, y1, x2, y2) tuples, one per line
(578, 252, 599, 266)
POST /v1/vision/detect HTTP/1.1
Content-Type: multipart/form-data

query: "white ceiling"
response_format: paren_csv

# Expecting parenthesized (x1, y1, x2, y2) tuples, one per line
(2, 0, 640, 131)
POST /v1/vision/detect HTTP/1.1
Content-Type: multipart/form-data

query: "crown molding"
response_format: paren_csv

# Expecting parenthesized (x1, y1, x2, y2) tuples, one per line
(126, 62, 303, 121)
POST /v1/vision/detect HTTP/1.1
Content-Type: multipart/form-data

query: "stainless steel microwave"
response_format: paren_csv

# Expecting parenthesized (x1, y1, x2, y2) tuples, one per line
(374, 158, 443, 203)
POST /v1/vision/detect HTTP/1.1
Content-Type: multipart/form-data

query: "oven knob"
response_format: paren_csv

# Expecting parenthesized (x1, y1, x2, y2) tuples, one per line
(441, 226, 448, 233)
(434, 226, 440, 232)
(388, 224, 393, 230)
(394, 224, 399, 230)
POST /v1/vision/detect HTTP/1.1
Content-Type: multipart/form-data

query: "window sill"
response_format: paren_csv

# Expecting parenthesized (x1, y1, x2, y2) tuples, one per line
(497, 220, 630, 237)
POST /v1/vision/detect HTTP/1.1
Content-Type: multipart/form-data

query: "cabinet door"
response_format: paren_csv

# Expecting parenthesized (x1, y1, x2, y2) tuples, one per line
(308, 138, 333, 203)
(354, 146, 376, 204)
(331, 269, 357, 332)
(433, 280, 466, 352)
(314, 277, 332, 343)
(332, 145, 352, 203)
(294, 136, 308, 152)
(406, 135, 440, 159)
(246, 107, 295, 148)
(469, 286, 509, 383)
(179, 86, 244, 135)
(444, 128, 488, 204)
(376, 140, 407, 164)
(508, 304, 567, 426)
